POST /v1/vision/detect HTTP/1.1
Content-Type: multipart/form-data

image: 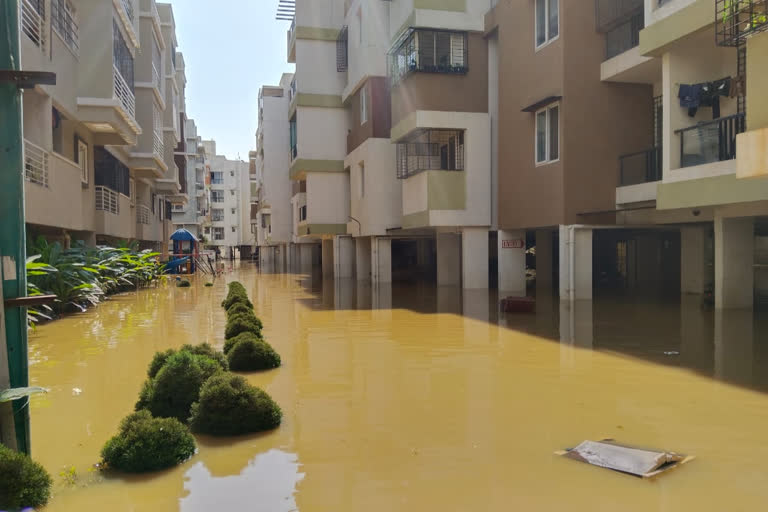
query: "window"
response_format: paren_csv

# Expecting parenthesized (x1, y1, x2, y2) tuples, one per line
(389, 29, 468, 85)
(535, 104, 559, 165)
(212, 208, 224, 221)
(211, 190, 224, 203)
(211, 171, 223, 184)
(94, 147, 131, 195)
(299, 205, 307, 222)
(51, 0, 78, 54)
(230, 190, 235, 196)
(289, 115, 298, 159)
(359, 163, 365, 197)
(230, 170, 234, 177)
(231, 226, 236, 233)
(231, 208, 236, 215)
(213, 227, 224, 241)
(535, 0, 559, 48)
(75, 137, 88, 184)
(204, 226, 211, 235)
(113, 20, 134, 91)
(360, 84, 368, 125)
(396, 129, 465, 179)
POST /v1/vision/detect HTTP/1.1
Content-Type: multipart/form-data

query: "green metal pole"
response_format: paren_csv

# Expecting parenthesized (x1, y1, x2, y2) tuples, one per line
(0, 0, 31, 454)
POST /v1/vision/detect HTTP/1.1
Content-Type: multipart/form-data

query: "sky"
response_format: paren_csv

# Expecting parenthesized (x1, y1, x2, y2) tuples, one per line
(168, 0, 294, 161)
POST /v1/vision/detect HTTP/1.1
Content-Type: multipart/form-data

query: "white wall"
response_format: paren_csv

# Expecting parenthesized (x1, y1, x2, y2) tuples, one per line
(260, 82, 293, 246)
(207, 152, 248, 247)
(296, 40, 347, 95)
(296, 0, 346, 29)
(343, 0, 391, 99)
(297, 107, 348, 161)
(306, 173, 350, 225)
(645, 0, 701, 28)
(402, 171, 428, 215)
(346, 138, 402, 236)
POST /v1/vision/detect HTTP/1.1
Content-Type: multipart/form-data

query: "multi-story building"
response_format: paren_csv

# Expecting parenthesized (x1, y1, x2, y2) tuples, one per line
(255, 74, 294, 270)
(201, 140, 250, 258)
(172, 118, 205, 238)
(18, 0, 205, 253)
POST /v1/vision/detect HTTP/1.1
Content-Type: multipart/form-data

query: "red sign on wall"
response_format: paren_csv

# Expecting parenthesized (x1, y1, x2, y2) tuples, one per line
(502, 239, 524, 249)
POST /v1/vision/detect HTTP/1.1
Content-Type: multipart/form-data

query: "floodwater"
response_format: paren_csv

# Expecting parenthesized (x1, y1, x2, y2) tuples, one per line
(28, 264, 768, 511)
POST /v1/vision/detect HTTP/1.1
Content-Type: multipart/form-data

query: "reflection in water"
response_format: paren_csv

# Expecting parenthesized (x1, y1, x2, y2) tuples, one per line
(181, 450, 303, 512)
(27, 265, 768, 511)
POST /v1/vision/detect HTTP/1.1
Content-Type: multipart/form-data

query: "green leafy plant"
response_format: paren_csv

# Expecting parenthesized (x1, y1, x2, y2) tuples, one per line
(188, 373, 282, 436)
(204, 282, 214, 287)
(227, 336, 281, 372)
(225, 314, 263, 340)
(225, 302, 255, 318)
(59, 465, 77, 486)
(176, 279, 192, 288)
(136, 351, 223, 422)
(100, 410, 196, 473)
(0, 443, 52, 509)
(221, 281, 253, 310)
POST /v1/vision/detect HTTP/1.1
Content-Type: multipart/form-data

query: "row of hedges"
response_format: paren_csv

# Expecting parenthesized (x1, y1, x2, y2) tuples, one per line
(222, 282, 281, 372)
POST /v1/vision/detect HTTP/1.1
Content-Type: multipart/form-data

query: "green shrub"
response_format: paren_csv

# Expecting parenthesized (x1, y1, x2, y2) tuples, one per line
(228, 336, 281, 372)
(0, 443, 52, 509)
(189, 373, 282, 436)
(225, 314, 262, 340)
(223, 331, 260, 354)
(221, 282, 252, 310)
(101, 410, 195, 473)
(176, 279, 191, 288)
(225, 302, 254, 318)
(204, 282, 214, 287)
(146, 344, 227, 378)
(136, 351, 223, 422)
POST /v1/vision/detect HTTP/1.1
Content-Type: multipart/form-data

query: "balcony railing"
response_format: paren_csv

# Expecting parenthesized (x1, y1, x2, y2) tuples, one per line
(95, 186, 120, 214)
(676, 113, 746, 168)
(618, 147, 661, 186)
(121, 0, 134, 22)
(21, 0, 46, 52)
(389, 29, 469, 85)
(605, 12, 643, 59)
(114, 65, 136, 119)
(24, 139, 49, 187)
(137, 204, 151, 225)
(51, 0, 79, 54)
(152, 65, 161, 91)
(595, 0, 644, 32)
(153, 131, 164, 157)
(396, 129, 465, 179)
(716, 0, 768, 47)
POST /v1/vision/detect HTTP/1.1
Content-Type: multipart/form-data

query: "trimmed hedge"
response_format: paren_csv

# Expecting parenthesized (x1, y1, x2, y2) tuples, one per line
(101, 410, 195, 473)
(225, 314, 263, 340)
(223, 331, 259, 354)
(204, 282, 214, 287)
(227, 336, 281, 371)
(221, 282, 253, 310)
(225, 302, 255, 318)
(176, 279, 192, 288)
(136, 351, 223, 422)
(146, 344, 228, 378)
(188, 373, 282, 436)
(0, 443, 52, 510)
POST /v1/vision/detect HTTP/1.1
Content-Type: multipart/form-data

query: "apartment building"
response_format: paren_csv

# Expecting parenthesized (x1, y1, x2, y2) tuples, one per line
(201, 140, 251, 258)
(18, 0, 203, 252)
(172, 118, 206, 238)
(255, 74, 294, 270)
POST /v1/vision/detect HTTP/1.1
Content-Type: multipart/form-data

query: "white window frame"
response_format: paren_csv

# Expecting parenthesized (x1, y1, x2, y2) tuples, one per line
(360, 84, 368, 125)
(535, 0, 559, 50)
(77, 139, 89, 185)
(359, 162, 365, 198)
(535, 103, 560, 166)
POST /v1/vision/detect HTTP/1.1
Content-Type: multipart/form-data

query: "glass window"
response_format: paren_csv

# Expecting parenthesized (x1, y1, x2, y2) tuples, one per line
(536, 104, 560, 164)
(549, 105, 559, 160)
(536, 0, 558, 48)
(360, 84, 368, 125)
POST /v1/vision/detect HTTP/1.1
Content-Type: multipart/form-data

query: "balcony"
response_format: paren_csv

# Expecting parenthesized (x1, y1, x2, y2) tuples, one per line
(21, 0, 46, 54)
(595, 0, 644, 32)
(605, 12, 643, 59)
(396, 129, 465, 179)
(716, 0, 768, 47)
(137, 204, 151, 224)
(113, 65, 136, 120)
(288, 18, 296, 63)
(619, 147, 662, 186)
(51, 0, 79, 55)
(289, 77, 297, 105)
(389, 29, 469, 85)
(120, 0, 134, 23)
(95, 186, 120, 215)
(676, 113, 746, 168)
(23, 140, 49, 188)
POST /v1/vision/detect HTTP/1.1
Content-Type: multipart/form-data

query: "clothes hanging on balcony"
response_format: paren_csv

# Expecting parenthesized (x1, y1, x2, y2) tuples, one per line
(729, 75, 746, 98)
(679, 78, 731, 118)
(678, 84, 703, 117)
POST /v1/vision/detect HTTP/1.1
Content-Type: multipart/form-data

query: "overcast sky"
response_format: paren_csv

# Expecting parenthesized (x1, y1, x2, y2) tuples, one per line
(169, 0, 294, 161)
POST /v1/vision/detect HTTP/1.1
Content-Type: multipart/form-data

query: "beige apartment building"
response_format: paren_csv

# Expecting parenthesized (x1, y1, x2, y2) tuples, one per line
(19, 0, 204, 252)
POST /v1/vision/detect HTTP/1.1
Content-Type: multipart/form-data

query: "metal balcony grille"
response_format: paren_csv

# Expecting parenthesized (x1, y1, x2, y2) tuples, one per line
(390, 29, 468, 85)
(51, 0, 79, 54)
(121, 0, 134, 22)
(137, 205, 151, 224)
(95, 186, 120, 214)
(21, 0, 46, 52)
(605, 12, 643, 59)
(619, 147, 661, 186)
(24, 140, 49, 187)
(676, 113, 746, 167)
(337, 26, 349, 72)
(396, 129, 465, 179)
(595, 0, 643, 32)
(113, 20, 134, 92)
(716, 0, 768, 46)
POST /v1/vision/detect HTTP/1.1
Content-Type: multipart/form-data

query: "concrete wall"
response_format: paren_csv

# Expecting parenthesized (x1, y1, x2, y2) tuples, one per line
(295, 40, 346, 96)
(297, 107, 347, 161)
(296, 0, 346, 29)
(306, 173, 351, 225)
(343, 0, 391, 98)
(260, 82, 293, 246)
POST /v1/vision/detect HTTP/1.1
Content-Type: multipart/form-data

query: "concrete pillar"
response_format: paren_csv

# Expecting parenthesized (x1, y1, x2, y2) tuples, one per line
(371, 237, 391, 284)
(462, 228, 489, 289)
(355, 236, 372, 281)
(333, 236, 355, 279)
(535, 229, 553, 293)
(498, 229, 526, 296)
(715, 215, 754, 309)
(715, 309, 754, 384)
(321, 239, 334, 278)
(559, 225, 593, 300)
(299, 244, 313, 273)
(436, 232, 461, 286)
(416, 238, 431, 273)
(681, 226, 707, 294)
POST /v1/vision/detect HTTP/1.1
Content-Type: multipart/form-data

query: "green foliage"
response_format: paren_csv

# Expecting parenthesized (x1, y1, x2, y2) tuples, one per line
(176, 279, 192, 288)
(225, 302, 255, 318)
(223, 331, 261, 354)
(225, 314, 263, 340)
(59, 465, 77, 486)
(136, 351, 223, 422)
(227, 336, 281, 372)
(205, 282, 214, 287)
(25, 237, 165, 324)
(147, 349, 177, 378)
(0, 443, 52, 509)
(100, 410, 196, 473)
(180, 343, 229, 372)
(188, 373, 282, 436)
(221, 281, 253, 310)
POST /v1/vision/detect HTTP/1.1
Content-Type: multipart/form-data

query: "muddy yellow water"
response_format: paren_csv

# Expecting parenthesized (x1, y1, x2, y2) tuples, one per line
(27, 266, 768, 511)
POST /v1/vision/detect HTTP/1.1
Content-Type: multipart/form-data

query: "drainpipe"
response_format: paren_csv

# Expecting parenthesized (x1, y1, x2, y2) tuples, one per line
(0, 1, 30, 453)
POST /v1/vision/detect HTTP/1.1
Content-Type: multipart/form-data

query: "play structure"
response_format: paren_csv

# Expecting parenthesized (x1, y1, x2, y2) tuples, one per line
(167, 229, 199, 274)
